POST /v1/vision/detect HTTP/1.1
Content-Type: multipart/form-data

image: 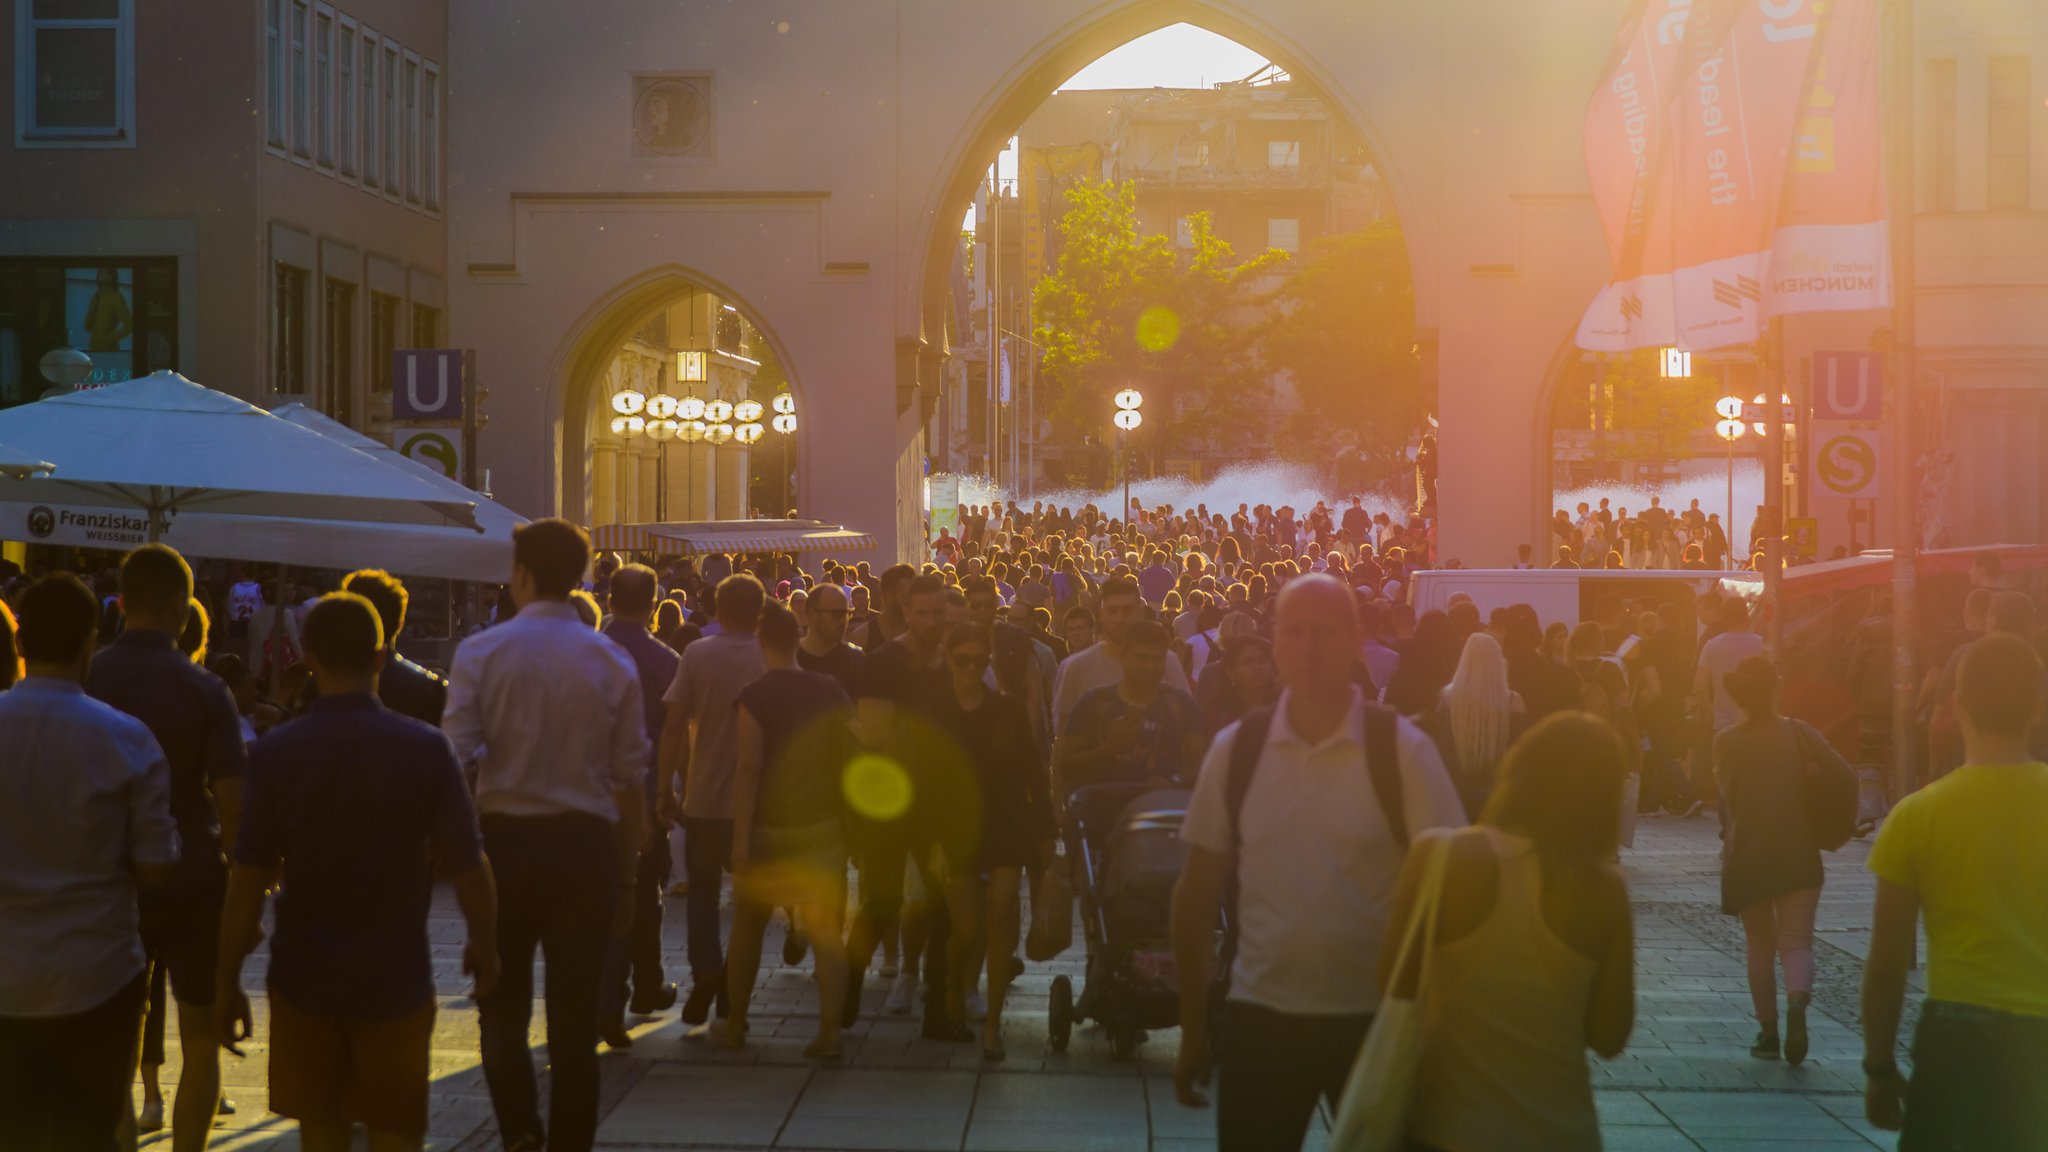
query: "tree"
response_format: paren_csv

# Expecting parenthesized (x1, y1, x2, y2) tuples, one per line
(1030, 181, 1281, 457)
(1557, 348, 1723, 465)
(1254, 222, 1427, 483)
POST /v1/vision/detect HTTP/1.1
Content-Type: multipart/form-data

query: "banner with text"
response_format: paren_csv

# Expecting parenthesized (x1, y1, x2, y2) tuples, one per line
(1578, 0, 1886, 352)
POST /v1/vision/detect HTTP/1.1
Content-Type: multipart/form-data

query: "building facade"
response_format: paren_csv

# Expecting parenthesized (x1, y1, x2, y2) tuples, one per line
(2, 0, 448, 446)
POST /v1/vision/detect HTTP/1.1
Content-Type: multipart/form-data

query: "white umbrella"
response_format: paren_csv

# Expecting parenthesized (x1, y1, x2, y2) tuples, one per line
(0, 439, 53, 480)
(131, 402, 524, 581)
(0, 371, 480, 550)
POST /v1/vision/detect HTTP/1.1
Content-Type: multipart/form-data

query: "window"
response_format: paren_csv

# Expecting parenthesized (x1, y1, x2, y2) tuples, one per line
(289, 1, 309, 158)
(403, 54, 421, 204)
(1268, 139, 1300, 170)
(1267, 218, 1301, 253)
(0, 257, 177, 406)
(423, 63, 440, 210)
(336, 21, 355, 176)
(383, 43, 400, 196)
(358, 29, 378, 188)
(313, 9, 332, 167)
(321, 279, 354, 424)
(411, 303, 440, 348)
(1175, 216, 1195, 248)
(368, 290, 398, 392)
(274, 263, 309, 394)
(265, 0, 285, 149)
(16, 0, 136, 147)
(1930, 59, 1957, 211)
(1988, 56, 2032, 210)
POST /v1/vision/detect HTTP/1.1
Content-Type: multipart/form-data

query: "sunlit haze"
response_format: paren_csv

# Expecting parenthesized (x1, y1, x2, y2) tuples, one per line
(1058, 23, 1271, 91)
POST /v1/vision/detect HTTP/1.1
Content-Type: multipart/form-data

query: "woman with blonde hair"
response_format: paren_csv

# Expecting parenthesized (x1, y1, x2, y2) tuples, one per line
(1429, 632, 1526, 819)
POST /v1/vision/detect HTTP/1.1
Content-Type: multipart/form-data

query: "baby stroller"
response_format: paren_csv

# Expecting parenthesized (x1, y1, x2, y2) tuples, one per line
(1049, 783, 1194, 1059)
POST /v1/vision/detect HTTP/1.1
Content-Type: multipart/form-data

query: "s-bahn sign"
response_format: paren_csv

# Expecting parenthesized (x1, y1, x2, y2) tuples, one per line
(1814, 429, 1881, 499)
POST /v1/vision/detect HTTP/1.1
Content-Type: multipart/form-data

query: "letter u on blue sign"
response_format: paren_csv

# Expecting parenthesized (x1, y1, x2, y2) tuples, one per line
(392, 350, 465, 420)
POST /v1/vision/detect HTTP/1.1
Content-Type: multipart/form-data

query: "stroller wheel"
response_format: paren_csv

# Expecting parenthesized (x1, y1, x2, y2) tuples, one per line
(1048, 976, 1074, 1053)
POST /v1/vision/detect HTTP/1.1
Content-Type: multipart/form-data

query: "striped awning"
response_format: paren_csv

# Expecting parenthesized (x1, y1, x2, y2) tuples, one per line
(590, 518, 878, 558)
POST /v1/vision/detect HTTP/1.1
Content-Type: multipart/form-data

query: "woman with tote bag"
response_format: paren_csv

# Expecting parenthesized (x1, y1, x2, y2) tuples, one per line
(1335, 713, 1637, 1152)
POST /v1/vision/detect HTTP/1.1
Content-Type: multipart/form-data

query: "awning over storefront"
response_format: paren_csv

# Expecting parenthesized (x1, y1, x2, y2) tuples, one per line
(592, 519, 876, 558)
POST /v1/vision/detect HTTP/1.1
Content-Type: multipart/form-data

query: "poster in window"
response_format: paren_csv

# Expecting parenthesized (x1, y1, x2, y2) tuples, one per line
(34, 27, 119, 132)
(67, 267, 133, 383)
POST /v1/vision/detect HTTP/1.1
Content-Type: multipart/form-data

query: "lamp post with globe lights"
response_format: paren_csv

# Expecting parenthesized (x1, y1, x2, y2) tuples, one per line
(1714, 395, 1746, 547)
(771, 394, 797, 517)
(1113, 388, 1143, 526)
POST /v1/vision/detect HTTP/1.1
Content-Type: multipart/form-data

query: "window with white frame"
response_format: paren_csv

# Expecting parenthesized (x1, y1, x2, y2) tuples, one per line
(16, 0, 136, 147)
(1175, 216, 1195, 248)
(1268, 139, 1300, 170)
(358, 28, 378, 188)
(313, 8, 332, 167)
(403, 53, 420, 204)
(264, 0, 285, 149)
(289, 0, 309, 158)
(382, 42, 399, 194)
(423, 63, 441, 211)
(1267, 217, 1301, 253)
(336, 19, 355, 176)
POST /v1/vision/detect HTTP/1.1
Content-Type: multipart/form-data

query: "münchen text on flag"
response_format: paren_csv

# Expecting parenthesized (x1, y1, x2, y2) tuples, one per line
(1576, 0, 1887, 353)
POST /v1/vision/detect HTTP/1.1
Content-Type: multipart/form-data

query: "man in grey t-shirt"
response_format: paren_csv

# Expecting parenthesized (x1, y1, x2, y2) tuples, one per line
(658, 574, 768, 1024)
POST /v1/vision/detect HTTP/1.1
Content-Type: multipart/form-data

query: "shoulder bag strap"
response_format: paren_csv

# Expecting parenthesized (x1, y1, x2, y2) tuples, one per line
(1364, 702, 1408, 848)
(1382, 833, 1454, 1001)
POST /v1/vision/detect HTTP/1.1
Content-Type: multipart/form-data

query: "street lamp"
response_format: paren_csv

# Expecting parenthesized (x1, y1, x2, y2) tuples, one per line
(771, 394, 798, 517)
(1714, 395, 1746, 555)
(1113, 389, 1144, 525)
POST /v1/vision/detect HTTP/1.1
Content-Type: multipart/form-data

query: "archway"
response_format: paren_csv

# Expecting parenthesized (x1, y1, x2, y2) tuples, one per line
(551, 267, 804, 530)
(908, 7, 1428, 514)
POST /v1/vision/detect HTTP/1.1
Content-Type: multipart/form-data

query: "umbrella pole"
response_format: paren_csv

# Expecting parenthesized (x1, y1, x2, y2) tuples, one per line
(269, 563, 289, 703)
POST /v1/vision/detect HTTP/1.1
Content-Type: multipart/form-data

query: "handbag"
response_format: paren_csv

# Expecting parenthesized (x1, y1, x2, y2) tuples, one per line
(1025, 862, 1075, 962)
(1793, 722, 1858, 852)
(1328, 834, 1452, 1152)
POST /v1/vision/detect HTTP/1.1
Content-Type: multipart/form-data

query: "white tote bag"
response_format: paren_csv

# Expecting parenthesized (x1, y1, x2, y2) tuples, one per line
(1328, 834, 1452, 1152)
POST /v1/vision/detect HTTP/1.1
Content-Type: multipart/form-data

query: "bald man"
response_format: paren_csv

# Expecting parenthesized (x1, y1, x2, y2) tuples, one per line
(1170, 575, 1464, 1152)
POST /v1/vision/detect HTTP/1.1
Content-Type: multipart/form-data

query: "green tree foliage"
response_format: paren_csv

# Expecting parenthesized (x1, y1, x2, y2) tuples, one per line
(1030, 181, 1281, 454)
(1254, 222, 1426, 477)
(1554, 347, 1724, 464)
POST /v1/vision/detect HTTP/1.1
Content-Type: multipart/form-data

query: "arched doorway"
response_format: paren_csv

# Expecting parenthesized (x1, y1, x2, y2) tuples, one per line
(907, 10, 1427, 513)
(553, 268, 802, 531)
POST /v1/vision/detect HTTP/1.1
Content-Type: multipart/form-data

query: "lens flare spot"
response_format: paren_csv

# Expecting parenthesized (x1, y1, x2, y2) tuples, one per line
(843, 754, 913, 821)
(1136, 305, 1181, 352)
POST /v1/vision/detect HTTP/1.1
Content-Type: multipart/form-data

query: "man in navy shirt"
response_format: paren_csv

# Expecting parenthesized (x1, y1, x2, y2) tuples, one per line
(599, 564, 682, 1045)
(216, 592, 498, 1150)
(86, 543, 244, 1151)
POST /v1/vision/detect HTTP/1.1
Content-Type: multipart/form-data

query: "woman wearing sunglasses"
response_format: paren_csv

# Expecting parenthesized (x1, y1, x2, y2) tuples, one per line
(930, 623, 1057, 1060)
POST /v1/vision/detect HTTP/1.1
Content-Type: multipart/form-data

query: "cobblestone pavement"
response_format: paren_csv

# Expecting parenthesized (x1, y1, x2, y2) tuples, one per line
(159, 814, 1915, 1150)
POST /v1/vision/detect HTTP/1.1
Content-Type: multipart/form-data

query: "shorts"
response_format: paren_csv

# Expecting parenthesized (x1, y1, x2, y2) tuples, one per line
(740, 821, 847, 908)
(138, 884, 224, 1008)
(269, 994, 435, 1137)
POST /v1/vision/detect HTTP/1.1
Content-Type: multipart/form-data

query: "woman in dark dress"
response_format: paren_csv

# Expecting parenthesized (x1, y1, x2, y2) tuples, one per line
(1714, 656, 1847, 1066)
(931, 623, 1056, 1060)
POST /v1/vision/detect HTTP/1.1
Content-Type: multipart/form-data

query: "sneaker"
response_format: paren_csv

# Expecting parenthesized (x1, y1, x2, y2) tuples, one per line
(629, 982, 678, 1015)
(1785, 995, 1810, 1066)
(138, 1101, 164, 1133)
(216, 1096, 237, 1117)
(1682, 799, 1706, 818)
(965, 988, 988, 1022)
(884, 972, 919, 1015)
(1750, 1027, 1781, 1060)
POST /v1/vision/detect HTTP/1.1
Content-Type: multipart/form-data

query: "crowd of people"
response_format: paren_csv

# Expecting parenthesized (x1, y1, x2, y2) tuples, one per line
(0, 493, 2043, 1152)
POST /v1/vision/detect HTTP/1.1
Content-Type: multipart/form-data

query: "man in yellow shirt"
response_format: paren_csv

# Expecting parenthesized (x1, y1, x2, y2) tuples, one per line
(1861, 633, 2048, 1148)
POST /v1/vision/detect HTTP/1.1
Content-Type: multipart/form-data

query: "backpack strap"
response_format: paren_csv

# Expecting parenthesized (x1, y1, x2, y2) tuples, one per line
(1364, 702, 1408, 849)
(1217, 706, 1275, 990)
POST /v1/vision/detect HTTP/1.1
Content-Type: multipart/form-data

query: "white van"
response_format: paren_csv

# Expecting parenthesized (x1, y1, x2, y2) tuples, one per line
(1408, 568, 1760, 632)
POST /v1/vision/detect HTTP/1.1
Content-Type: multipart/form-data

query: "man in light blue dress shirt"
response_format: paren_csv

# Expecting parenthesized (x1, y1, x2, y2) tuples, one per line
(0, 574, 178, 1151)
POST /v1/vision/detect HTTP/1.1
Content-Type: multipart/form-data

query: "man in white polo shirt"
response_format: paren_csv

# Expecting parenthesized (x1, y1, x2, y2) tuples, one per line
(1170, 574, 1465, 1152)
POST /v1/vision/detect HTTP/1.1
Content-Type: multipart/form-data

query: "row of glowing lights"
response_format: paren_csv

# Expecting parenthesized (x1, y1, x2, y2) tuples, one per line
(610, 389, 797, 444)
(1662, 349, 1793, 443)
